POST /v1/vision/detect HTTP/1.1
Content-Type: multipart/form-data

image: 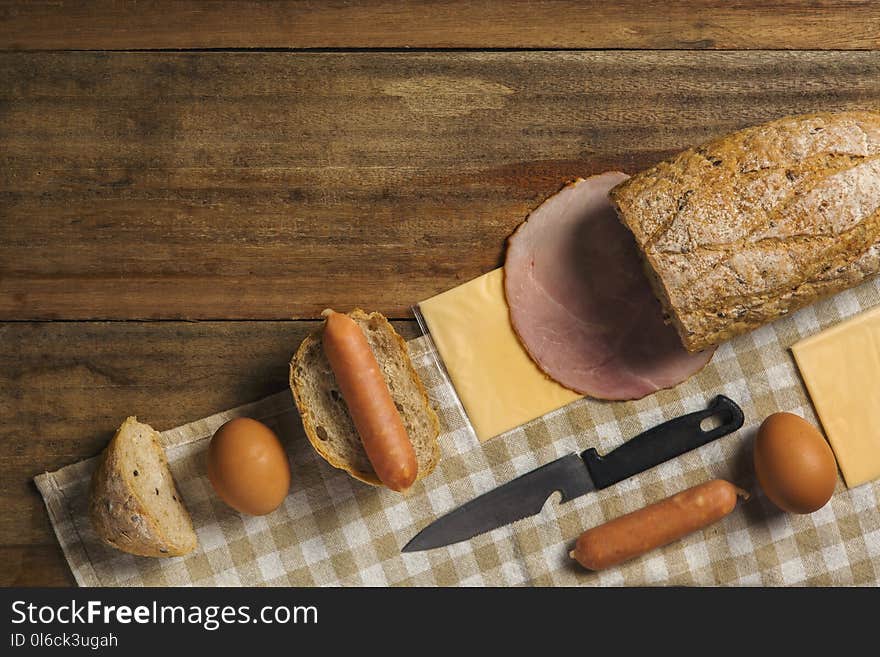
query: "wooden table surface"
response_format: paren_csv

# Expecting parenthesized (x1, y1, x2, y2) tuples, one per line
(1, 1, 878, 587)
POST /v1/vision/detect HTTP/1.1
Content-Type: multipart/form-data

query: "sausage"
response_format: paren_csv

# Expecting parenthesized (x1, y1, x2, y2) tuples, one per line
(570, 479, 747, 571)
(321, 310, 418, 491)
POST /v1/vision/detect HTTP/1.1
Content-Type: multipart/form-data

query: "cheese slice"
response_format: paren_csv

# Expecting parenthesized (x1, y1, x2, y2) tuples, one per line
(418, 268, 581, 441)
(792, 305, 880, 488)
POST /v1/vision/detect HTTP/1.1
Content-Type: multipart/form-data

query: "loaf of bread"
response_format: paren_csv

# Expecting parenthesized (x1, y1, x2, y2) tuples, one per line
(290, 309, 440, 487)
(89, 417, 197, 557)
(610, 111, 880, 352)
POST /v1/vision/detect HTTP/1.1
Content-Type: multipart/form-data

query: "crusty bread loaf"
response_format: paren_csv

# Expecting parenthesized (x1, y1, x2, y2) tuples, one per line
(610, 110, 880, 352)
(89, 417, 197, 557)
(290, 309, 441, 488)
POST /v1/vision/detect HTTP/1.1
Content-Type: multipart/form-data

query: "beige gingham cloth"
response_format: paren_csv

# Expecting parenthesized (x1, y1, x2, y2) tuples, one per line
(36, 282, 880, 586)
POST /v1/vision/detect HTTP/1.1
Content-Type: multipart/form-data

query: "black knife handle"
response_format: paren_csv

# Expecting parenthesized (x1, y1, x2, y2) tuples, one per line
(580, 395, 744, 490)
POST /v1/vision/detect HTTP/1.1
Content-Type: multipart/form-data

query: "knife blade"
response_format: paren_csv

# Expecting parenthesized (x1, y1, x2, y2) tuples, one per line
(402, 395, 743, 552)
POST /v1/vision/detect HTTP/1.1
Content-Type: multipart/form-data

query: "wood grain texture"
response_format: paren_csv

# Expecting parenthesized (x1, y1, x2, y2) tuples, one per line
(0, 319, 420, 585)
(1, 1, 879, 51)
(0, 545, 75, 587)
(2, 51, 879, 321)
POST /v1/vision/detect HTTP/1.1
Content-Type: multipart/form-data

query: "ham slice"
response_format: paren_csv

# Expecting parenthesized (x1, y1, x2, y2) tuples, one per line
(504, 173, 715, 400)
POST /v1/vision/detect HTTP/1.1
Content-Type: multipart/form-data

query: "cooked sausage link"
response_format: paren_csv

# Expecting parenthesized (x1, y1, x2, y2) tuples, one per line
(571, 479, 746, 570)
(322, 310, 418, 492)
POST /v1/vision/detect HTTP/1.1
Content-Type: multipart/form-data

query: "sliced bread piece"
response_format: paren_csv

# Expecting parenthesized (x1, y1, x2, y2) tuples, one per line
(89, 417, 197, 557)
(290, 309, 441, 488)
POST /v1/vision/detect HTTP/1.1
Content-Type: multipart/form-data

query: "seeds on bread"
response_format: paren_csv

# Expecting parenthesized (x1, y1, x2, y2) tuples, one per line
(290, 309, 440, 488)
(89, 416, 197, 557)
(610, 110, 880, 352)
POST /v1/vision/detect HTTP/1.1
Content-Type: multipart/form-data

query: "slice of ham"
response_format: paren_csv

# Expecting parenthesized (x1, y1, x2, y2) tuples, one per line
(504, 172, 715, 400)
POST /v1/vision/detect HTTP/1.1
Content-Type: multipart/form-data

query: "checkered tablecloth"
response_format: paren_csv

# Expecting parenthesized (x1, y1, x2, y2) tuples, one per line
(36, 280, 880, 586)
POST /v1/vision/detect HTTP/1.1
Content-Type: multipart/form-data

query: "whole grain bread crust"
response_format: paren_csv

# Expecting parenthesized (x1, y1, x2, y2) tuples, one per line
(610, 110, 880, 352)
(88, 417, 197, 558)
(290, 309, 440, 488)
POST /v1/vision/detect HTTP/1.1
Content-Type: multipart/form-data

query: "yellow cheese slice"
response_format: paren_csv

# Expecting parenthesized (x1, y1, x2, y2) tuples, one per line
(418, 268, 581, 441)
(792, 305, 880, 488)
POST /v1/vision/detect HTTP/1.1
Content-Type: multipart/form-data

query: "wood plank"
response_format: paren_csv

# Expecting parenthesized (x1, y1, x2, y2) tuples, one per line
(0, 320, 419, 549)
(1, 1, 879, 51)
(0, 545, 75, 586)
(2, 51, 880, 320)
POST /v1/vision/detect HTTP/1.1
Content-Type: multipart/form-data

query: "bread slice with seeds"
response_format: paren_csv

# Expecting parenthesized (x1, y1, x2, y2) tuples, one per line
(89, 416, 197, 557)
(290, 309, 441, 488)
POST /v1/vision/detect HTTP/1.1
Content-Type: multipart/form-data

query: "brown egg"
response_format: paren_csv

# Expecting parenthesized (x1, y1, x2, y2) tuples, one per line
(207, 418, 291, 516)
(754, 412, 837, 514)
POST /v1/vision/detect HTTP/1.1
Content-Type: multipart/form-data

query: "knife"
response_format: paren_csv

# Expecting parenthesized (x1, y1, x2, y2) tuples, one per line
(402, 395, 744, 552)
